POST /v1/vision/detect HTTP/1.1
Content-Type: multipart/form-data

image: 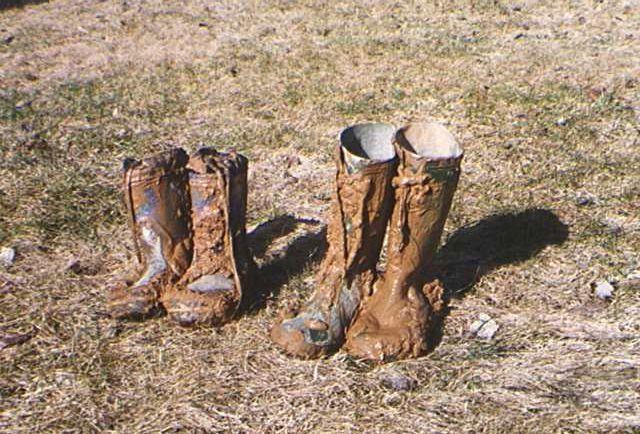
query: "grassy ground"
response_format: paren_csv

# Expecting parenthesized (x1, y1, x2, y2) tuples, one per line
(1, 0, 639, 432)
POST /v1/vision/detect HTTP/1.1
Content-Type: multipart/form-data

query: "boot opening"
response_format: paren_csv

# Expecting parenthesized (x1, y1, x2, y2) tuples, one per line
(397, 122, 463, 160)
(340, 123, 396, 162)
(124, 148, 189, 183)
(187, 147, 218, 174)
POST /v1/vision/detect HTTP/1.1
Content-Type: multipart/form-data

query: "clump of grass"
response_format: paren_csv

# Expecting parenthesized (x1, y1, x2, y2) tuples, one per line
(31, 170, 121, 243)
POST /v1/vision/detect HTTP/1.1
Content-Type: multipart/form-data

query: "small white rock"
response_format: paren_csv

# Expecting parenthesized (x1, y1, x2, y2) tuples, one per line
(469, 314, 499, 339)
(469, 319, 486, 334)
(476, 319, 499, 339)
(594, 280, 614, 300)
(0, 247, 15, 267)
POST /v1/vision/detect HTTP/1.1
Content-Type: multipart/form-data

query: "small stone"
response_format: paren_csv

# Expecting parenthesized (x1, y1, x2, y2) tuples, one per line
(476, 320, 499, 339)
(469, 319, 485, 334)
(470, 314, 499, 339)
(601, 216, 624, 234)
(3, 35, 14, 44)
(594, 280, 614, 300)
(382, 393, 402, 406)
(556, 117, 568, 126)
(502, 138, 520, 149)
(65, 259, 83, 274)
(576, 196, 594, 206)
(0, 247, 15, 267)
(380, 372, 418, 391)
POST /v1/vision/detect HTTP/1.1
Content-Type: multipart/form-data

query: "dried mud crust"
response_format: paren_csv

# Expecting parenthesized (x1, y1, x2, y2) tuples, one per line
(346, 125, 462, 361)
(270, 143, 396, 359)
(162, 149, 249, 327)
(106, 149, 192, 320)
(105, 277, 162, 320)
(345, 280, 444, 361)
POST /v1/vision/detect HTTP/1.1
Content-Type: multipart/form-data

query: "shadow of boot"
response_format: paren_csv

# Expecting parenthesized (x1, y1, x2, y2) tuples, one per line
(243, 214, 327, 314)
(0, 0, 49, 11)
(425, 207, 570, 350)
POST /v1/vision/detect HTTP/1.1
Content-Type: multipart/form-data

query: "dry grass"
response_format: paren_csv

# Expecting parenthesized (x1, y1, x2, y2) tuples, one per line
(1, 0, 639, 432)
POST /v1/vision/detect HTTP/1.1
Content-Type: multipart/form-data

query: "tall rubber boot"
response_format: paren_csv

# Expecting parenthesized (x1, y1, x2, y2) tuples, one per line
(345, 122, 463, 361)
(270, 123, 397, 358)
(106, 149, 193, 320)
(162, 148, 251, 326)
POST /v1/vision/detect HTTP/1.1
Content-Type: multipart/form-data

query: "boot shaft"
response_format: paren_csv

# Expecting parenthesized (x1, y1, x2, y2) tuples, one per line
(183, 148, 250, 297)
(315, 123, 397, 300)
(123, 148, 193, 278)
(386, 122, 463, 286)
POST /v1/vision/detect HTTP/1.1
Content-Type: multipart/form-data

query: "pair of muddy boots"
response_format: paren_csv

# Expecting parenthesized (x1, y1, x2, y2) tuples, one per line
(106, 147, 251, 326)
(271, 122, 463, 361)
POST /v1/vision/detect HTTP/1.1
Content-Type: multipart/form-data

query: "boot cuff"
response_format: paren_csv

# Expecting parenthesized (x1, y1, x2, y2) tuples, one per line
(124, 148, 189, 183)
(340, 123, 397, 173)
(188, 147, 248, 175)
(396, 122, 463, 167)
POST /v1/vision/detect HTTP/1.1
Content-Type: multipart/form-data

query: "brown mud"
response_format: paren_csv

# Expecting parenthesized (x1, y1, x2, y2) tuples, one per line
(106, 149, 193, 320)
(162, 148, 250, 326)
(270, 123, 397, 358)
(345, 122, 463, 361)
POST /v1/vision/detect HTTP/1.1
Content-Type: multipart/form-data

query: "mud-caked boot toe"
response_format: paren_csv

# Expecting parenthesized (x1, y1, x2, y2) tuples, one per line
(270, 314, 327, 359)
(346, 285, 435, 361)
(271, 305, 347, 358)
(106, 283, 159, 320)
(165, 275, 239, 326)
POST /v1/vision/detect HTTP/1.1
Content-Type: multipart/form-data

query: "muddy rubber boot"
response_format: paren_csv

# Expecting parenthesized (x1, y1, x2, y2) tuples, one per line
(162, 148, 251, 326)
(106, 149, 193, 320)
(345, 122, 463, 361)
(270, 123, 397, 358)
